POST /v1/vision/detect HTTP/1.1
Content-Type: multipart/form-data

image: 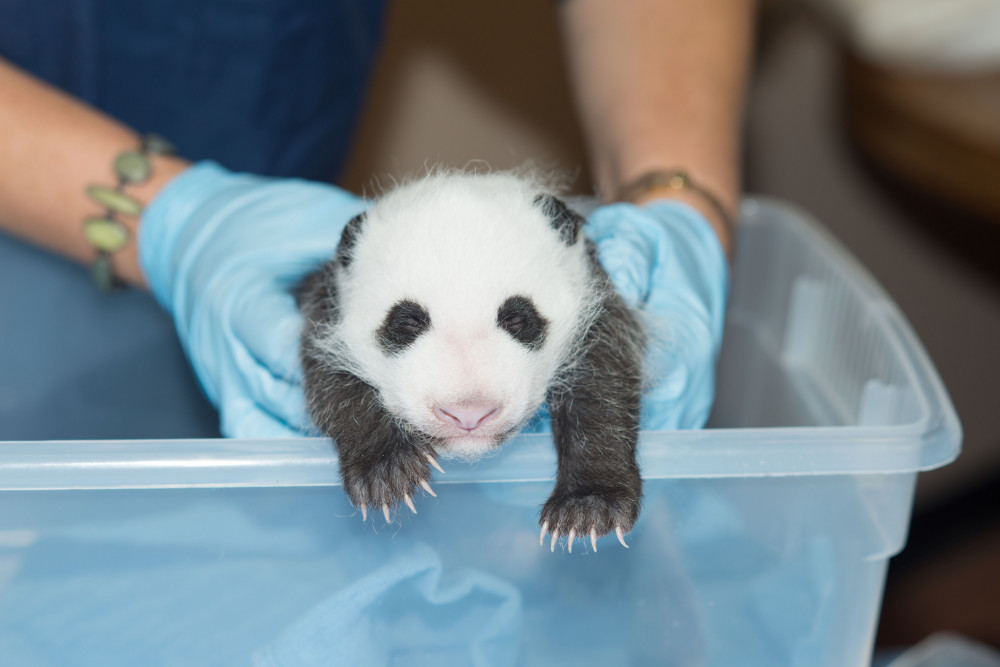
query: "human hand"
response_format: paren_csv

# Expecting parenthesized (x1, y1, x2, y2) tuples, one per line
(139, 161, 366, 437)
(586, 200, 729, 430)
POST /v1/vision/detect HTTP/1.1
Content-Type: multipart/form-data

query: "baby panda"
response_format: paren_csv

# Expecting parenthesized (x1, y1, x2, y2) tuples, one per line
(297, 171, 646, 550)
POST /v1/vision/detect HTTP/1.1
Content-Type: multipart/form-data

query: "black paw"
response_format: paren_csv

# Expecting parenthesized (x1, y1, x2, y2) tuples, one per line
(339, 436, 442, 522)
(539, 486, 640, 552)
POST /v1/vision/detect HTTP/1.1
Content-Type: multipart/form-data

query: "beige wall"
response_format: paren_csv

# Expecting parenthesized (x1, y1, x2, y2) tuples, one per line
(340, 0, 590, 195)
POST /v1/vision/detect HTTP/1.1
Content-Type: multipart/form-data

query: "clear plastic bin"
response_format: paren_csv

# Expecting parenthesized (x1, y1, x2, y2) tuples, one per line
(881, 634, 1000, 667)
(0, 200, 961, 666)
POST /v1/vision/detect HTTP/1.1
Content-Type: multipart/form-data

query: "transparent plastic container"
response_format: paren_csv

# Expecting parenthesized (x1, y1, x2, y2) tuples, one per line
(882, 634, 1000, 667)
(0, 200, 961, 666)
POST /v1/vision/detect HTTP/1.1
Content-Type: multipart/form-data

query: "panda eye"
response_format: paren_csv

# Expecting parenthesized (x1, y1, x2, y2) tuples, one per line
(501, 313, 526, 330)
(399, 316, 425, 332)
(497, 295, 547, 351)
(377, 300, 431, 355)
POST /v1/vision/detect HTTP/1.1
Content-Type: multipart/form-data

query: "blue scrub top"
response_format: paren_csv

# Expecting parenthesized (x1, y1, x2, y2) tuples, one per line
(0, 0, 390, 439)
(1, 0, 389, 180)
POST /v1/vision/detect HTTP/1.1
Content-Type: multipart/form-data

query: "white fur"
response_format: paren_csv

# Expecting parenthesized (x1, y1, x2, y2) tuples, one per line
(315, 171, 600, 459)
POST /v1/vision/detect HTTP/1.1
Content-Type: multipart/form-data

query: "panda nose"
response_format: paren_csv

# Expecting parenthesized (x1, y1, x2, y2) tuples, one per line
(434, 403, 501, 430)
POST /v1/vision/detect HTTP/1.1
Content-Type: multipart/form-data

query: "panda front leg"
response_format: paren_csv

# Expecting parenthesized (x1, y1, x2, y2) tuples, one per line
(303, 362, 440, 522)
(541, 291, 645, 551)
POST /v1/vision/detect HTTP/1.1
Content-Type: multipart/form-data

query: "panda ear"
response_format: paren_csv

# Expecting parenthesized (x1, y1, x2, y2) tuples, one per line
(533, 194, 584, 246)
(336, 212, 367, 267)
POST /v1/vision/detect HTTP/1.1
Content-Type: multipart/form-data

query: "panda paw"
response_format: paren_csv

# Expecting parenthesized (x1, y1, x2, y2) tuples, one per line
(339, 439, 442, 523)
(538, 486, 640, 553)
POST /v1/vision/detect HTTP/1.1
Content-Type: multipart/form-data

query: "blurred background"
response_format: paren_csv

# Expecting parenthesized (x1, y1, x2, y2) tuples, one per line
(336, 0, 1000, 655)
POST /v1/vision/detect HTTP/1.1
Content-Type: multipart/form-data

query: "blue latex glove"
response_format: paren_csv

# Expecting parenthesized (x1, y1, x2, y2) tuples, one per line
(586, 201, 729, 430)
(139, 161, 366, 438)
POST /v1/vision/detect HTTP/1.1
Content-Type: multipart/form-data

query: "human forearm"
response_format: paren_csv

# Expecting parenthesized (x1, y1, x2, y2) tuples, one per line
(558, 0, 755, 254)
(0, 58, 189, 287)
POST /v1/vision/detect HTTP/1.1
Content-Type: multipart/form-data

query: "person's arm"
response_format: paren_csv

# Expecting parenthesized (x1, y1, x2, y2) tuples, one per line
(558, 0, 755, 255)
(0, 57, 189, 287)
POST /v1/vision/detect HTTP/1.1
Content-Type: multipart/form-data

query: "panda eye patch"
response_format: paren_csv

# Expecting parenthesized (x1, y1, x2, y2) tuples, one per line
(497, 295, 547, 350)
(377, 300, 431, 355)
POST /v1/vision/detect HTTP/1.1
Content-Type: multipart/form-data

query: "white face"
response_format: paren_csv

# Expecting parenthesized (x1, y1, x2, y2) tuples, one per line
(327, 172, 597, 459)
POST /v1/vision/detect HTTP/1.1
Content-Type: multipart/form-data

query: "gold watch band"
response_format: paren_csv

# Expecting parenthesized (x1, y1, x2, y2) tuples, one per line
(616, 169, 736, 240)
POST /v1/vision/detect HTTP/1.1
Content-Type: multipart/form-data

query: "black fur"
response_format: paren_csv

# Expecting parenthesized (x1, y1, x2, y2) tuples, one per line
(336, 212, 367, 267)
(376, 300, 431, 355)
(497, 295, 548, 351)
(299, 265, 438, 513)
(533, 193, 584, 246)
(541, 243, 645, 538)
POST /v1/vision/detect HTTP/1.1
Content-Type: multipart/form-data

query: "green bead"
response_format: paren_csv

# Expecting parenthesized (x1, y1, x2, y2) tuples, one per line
(87, 185, 143, 216)
(142, 133, 176, 156)
(114, 150, 151, 184)
(90, 252, 116, 292)
(84, 217, 130, 252)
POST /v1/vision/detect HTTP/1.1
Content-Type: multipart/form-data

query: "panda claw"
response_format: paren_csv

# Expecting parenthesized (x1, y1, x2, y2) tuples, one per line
(568, 528, 576, 553)
(540, 521, 549, 547)
(419, 479, 437, 497)
(383, 504, 391, 524)
(426, 455, 445, 474)
(361, 506, 367, 522)
(550, 529, 559, 553)
(616, 525, 629, 549)
(591, 528, 598, 552)
(404, 494, 417, 515)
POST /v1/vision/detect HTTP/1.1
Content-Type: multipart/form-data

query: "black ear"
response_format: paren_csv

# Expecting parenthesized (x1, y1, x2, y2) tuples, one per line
(336, 212, 367, 267)
(533, 193, 584, 246)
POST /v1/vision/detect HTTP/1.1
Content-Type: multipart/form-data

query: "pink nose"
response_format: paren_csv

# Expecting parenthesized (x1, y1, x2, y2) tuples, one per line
(434, 403, 501, 431)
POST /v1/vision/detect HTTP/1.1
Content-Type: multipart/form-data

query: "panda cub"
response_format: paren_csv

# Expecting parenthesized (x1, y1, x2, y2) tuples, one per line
(298, 171, 645, 550)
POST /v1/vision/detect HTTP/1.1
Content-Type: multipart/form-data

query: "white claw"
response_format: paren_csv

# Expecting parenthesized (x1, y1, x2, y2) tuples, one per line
(550, 529, 559, 553)
(616, 526, 629, 549)
(590, 528, 598, 552)
(404, 494, 417, 515)
(540, 521, 549, 547)
(420, 479, 437, 497)
(426, 455, 445, 474)
(568, 528, 576, 554)
(383, 504, 391, 524)
(361, 506, 367, 522)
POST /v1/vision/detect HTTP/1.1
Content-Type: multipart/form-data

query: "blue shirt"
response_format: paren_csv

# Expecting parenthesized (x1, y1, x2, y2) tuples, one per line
(1, 0, 389, 180)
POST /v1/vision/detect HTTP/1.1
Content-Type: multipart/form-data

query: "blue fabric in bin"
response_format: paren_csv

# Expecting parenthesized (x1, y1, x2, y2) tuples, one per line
(0, 484, 848, 666)
(655, 483, 840, 666)
(256, 546, 521, 666)
(0, 499, 522, 666)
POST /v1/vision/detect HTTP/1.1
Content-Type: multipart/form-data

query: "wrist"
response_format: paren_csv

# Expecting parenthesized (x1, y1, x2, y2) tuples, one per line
(627, 175, 739, 258)
(614, 168, 737, 257)
(115, 153, 190, 289)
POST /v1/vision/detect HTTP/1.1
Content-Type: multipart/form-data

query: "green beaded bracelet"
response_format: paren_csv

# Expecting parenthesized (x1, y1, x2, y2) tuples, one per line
(84, 133, 176, 291)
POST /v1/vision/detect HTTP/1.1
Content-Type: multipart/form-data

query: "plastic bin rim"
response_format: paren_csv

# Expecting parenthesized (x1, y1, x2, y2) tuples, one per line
(0, 419, 960, 490)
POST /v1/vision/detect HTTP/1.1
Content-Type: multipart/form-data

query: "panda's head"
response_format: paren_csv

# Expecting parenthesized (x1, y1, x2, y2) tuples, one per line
(330, 172, 598, 459)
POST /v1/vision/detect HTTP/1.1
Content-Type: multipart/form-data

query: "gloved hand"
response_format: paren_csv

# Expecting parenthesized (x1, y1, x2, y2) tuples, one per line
(586, 200, 729, 430)
(139, 161, 367, 438)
